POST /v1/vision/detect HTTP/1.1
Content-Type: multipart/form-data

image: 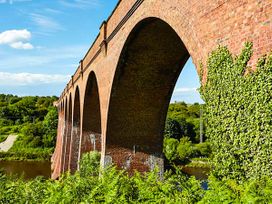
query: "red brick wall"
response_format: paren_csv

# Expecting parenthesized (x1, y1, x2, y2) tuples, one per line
(51, 0, 272, 179)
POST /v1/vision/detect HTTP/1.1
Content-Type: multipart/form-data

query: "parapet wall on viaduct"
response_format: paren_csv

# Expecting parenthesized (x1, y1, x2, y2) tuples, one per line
(51, 0, 272, 179)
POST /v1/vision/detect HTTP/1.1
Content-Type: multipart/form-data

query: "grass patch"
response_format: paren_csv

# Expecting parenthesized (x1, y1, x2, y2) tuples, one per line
(0, 135, 8, 143)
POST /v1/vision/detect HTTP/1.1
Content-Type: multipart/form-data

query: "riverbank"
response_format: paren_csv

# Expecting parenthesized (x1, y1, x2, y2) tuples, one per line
(185, 158, 211, 168)
(0, 148, 53, 161)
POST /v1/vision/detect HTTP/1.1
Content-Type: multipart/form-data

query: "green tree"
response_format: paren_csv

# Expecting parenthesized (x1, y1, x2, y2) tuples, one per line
(163, 138, 179, 161)
(42, 107, 58, 148)
(177, 137, 194, 162)
(164, 118, 183, 139)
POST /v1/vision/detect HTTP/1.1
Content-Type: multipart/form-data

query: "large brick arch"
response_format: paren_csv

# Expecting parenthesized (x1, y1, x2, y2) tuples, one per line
(69, 86, 81, 173)
(52, 0, 272, 179)
(105, 17, 189, 172)
(80, 72, 102, 159)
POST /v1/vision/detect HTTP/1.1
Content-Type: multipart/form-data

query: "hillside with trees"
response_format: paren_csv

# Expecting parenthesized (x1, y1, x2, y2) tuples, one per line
(0, 94, 58, 160)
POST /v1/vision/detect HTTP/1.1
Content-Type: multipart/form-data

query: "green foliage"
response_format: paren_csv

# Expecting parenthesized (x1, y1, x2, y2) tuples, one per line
(0, 164, 271, 203)
(177, 137, 194, 162)
(0, 95, 57, 127)
(79, 151, 101, 177)
(194, 142, 211, 157)
(163, 138, 211, 164)
(0, 119, 13, 127)
(0, 148, 52, 161)
(0, 154, 205, 203)
(200, 42, 272, 180)
(42, 107, 58, 148)
(163, 138, 179, 161)
(0, 135, 8, 143)
(199, 176, 272, 203)
(164, 118, 183, 140)
(166, 102, 204, 143)
(163, 102, 209, 165)
(0, 94, 58, 160)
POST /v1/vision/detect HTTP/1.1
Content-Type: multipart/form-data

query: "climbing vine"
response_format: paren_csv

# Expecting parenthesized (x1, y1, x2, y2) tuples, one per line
(200, 42, 272, 181)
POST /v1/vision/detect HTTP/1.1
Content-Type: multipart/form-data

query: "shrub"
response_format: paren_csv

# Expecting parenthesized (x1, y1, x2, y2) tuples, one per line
(199, 176, 272, 203)
(79, 151, 101, 177)
(163, 138, 179, 162)
(0, 162, 205, 203)
(0, 126, 13, 135)
(0, 135, 8, 143)
(177, 137, 194, 162)
(194, 142, 211, 157)
(164, 118, 183, 140)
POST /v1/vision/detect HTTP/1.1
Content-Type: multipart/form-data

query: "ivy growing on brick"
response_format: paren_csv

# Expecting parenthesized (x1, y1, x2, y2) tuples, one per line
(200, 42, 272, 181)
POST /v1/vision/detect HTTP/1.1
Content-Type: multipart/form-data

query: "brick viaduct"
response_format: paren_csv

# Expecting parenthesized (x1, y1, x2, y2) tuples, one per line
(51, 0, 272, 179)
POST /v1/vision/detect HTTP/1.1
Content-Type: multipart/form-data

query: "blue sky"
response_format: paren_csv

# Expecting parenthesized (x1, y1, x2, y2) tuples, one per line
(0, 0, 203, 103)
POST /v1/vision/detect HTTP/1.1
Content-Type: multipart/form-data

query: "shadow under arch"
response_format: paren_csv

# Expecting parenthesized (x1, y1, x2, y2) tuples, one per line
(63, 93, 73, 172)
(69, 86, 81, 173)
(105, 17, 190, 173)
(80, 71, 102, 159)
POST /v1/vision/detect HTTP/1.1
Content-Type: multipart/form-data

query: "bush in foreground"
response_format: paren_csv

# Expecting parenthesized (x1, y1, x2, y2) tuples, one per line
(0, 151, 272, 203)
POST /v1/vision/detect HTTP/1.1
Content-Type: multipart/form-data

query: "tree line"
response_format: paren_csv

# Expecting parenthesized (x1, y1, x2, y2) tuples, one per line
(0, 94, 58, 160)
(164, 102, 211, 165)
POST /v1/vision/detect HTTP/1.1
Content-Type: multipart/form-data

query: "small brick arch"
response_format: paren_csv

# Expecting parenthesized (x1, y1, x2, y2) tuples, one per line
(69, 86, 81, 173)
(63, 94, 73, 172)
(80, 72, 102, 159)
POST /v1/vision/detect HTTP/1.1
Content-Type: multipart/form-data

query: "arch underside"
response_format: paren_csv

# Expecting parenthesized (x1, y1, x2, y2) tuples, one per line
(81, 72, 102, 158)
(63, 95, 73, 172)
(69, 88, 81, 173)
(106, 18, 190, 173)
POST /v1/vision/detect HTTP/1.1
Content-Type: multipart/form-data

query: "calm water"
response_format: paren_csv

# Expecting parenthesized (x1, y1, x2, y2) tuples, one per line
(0, 160, 210, 181)
(0, 160, 51, 180)
(181, 166, 210, 190)
(181, 166, 210, 180)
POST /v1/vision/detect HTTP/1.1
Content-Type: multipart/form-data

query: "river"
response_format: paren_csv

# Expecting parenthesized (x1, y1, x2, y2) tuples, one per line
(0, 161, 51, 180)
(181, 166, 210, 180)
(0, 161, 210, 181)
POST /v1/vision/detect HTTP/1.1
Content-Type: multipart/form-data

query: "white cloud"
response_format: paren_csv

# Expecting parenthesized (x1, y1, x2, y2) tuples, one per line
(30, 13, 64, 32)
(0, 72, 70, 86)
(59, 0, 100, 9)
(0, 29, 30, 44)
(174, 87, 198, 93)
(0, 29, 34, 49)
(10, 41, 33, 49)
